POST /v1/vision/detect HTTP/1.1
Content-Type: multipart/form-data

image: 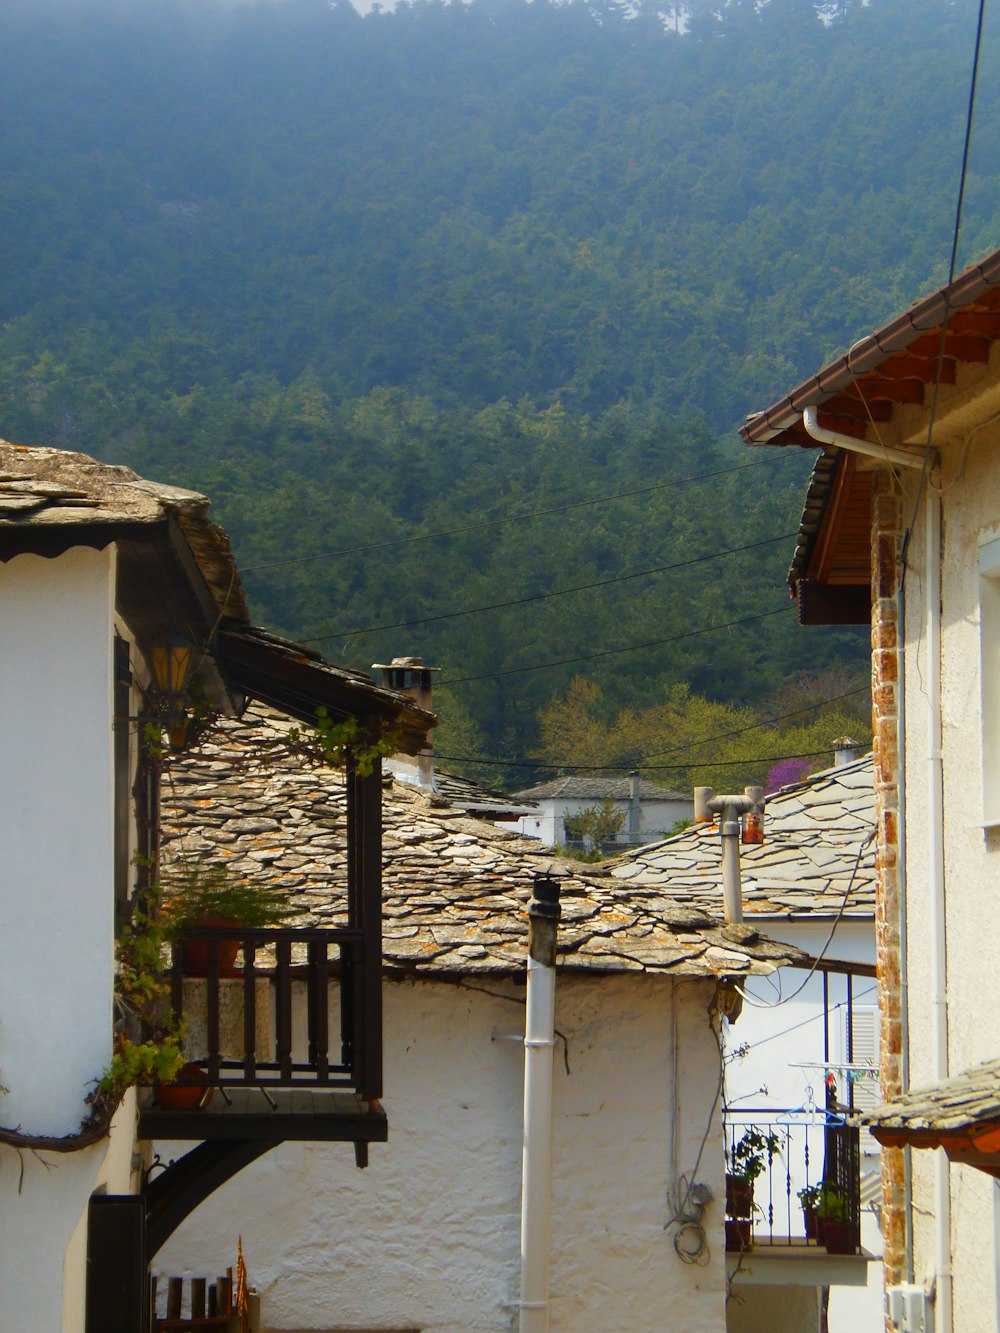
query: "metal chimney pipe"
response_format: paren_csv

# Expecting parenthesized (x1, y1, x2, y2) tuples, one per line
(628, 770, 641, 844)
(706, 788, 765, 925)
(519, 871, 562, 1333)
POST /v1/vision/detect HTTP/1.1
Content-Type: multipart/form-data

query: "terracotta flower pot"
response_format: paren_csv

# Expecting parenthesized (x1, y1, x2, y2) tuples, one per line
(152, 1063, 215, 1112)
(821, 1220, 855, 1254)
(725, 1219, 753, 1253)
(180, 919, 242, 978)
(803, 1207, 818, 1241)
(726, 1174, 754, 1219)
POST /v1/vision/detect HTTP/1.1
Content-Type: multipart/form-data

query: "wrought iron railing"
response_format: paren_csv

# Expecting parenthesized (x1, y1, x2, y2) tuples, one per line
(163, 925, 378, 1099)
(724, 1108, 862, 1251)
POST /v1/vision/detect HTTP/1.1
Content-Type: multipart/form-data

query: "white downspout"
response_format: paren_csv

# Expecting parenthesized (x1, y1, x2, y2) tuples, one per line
(519, 872, 562, 1333)
(802, 405, 925, 471)
(925, 486, 952, 1333)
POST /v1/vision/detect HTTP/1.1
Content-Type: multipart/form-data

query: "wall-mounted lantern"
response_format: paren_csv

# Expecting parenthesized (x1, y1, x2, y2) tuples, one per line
(146, 636, 197, 750)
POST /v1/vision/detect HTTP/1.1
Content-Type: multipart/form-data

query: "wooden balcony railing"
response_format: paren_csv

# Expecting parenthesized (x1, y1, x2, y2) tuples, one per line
(164, 925, 379, 1101)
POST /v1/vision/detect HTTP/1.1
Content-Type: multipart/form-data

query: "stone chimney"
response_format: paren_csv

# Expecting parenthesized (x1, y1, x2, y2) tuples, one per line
(372, 656, 439, 790)
(833, 735, 861, 768)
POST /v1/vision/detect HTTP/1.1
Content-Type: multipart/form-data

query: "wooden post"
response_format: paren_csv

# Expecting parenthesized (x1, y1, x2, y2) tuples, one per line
(166, 1277, 183, 1320)
(359, 759, 383, 1101)
(191, 1278, 206, 1319)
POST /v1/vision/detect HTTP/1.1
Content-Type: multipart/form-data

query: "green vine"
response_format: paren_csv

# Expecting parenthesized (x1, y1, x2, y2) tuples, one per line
(93, 911, 185, 1102)
(288, 707, 403, 778)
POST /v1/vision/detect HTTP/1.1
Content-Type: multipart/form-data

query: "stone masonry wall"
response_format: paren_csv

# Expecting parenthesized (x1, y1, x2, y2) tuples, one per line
(871, 468, 905, 1316)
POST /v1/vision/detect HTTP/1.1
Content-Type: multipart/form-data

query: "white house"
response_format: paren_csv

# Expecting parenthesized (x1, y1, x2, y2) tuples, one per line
(609, 753, 882, 1333)
(742, 242, 1000, 1333)
(511, 773, 693, 849)
(155, 707, 801, 1333)
(0, 442, 432, 1331)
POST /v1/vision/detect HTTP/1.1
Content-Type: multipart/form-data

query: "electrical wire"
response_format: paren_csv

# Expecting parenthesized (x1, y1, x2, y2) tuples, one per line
(900, 0, 986, 583)
(643, 685, 869, 760)
(301, 531, 796, 643)
(432, 746, 837, 774)
(241, 454, 788, 573)
(440, 603, 795, 686)
(730, 985, 877, 1057)
(733, 826, 876, 1011)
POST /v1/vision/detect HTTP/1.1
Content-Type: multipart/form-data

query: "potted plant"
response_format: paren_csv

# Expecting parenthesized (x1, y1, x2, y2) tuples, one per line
(160, 859, 295, 977)
(725, 1128, 782, 1252)
(815, 1184, 855, 1254)
(797, 1182, 823, 1241)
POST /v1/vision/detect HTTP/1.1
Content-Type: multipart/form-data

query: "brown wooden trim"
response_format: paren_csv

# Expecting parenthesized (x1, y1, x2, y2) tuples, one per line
(811, 452, 855, 584)
(848, 376, 925, 405)
(795, 579, 872, 625)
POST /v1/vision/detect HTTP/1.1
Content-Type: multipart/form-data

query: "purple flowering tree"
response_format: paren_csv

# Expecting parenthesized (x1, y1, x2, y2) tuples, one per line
(764, 758, 811, 795)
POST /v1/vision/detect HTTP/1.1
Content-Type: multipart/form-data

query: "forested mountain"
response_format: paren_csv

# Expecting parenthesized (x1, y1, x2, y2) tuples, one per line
(1, 0, 995, 781)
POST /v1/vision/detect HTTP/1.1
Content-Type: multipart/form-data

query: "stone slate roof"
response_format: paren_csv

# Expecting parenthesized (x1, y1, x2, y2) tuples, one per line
(862, 1058, 1000, 1138)
(430, 768, 537, 820)
(607, 754, 875, 919)
(0, 442, 435, 750)
(513, 775, 689, 802)
(0, 439, 249, 620)
(161, 709, 805, 980)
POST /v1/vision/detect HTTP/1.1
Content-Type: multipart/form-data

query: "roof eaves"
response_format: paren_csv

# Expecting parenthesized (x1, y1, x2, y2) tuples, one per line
(741, 246, 1000, 447)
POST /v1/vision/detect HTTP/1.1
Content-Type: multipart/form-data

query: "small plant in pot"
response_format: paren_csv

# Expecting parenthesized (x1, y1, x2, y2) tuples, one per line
(160, 859, 295, 977)
(725, 1128, 782, 1251)
(797, 1182, 823, 1242)
(815, 1184, 855, 1254)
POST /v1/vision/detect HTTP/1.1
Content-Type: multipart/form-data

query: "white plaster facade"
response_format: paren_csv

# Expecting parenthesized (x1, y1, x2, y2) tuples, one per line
(157, 973, 729, 1333)
(0, 547, 146, 1333)
(727, 923, 883, 1333)
(513, 792, 693, 849)
(886, 378, 1000, 1333)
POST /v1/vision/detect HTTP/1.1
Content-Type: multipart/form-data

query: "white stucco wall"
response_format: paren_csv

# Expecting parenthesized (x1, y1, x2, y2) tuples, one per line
(157, 973, 728, 1333)
(0, 547, 117, 1135)
(724, 922, 883, 1333)
(514, 794, 693, 848)
(895, 414, 1000, 1333)
(0, 546, 140, 1331)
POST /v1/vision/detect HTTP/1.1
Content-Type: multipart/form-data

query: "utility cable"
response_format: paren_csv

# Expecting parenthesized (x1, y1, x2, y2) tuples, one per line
(440, 603, 795, 685)
(242, 454, 787, 573)
(302, 531, 796, 643)
(734, 827, 876, 1011)
(432, 746, 837, 774)
(643, 685, 869, 760)
(730, 985, 877, 1058)
(900, 0, 986, 582)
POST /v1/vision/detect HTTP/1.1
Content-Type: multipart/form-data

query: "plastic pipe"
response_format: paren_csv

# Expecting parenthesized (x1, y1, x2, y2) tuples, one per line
(706, 788, 763, 925)
(719, 808, 743, 924)
(802, 405, 924, 470)
(519, 873, 562, 1333)
(925, 486, 952, 1333)
(897, 581, 914, 1285)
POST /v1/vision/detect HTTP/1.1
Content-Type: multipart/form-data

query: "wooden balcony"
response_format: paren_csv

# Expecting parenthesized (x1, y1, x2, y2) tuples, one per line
(137, 924, 385, 1147)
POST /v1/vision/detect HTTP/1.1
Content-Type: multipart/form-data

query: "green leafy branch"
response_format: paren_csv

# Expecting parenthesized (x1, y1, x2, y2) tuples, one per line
(92, 911, 186, 1103)
(288, 707, 404, 778)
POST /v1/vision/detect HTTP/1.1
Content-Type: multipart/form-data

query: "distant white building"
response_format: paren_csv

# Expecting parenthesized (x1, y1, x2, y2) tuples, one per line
(611, 752, 882, 1333)
(156, 709, 801, 1333)
(511, 773, 693, 848)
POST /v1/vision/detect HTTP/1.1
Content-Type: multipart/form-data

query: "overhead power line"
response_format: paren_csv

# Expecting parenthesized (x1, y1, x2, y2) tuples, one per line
(901, 0, 986, 580)
(442, 603, 794, 685)
(303, 531, 796, 643)
(243, 453, 787, 574)
(643, 685, 870, 760)
(432, 746, 837, 774)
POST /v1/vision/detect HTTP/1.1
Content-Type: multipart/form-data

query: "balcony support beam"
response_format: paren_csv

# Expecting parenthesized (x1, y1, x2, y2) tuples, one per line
(145, 1139, 278, 1258)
